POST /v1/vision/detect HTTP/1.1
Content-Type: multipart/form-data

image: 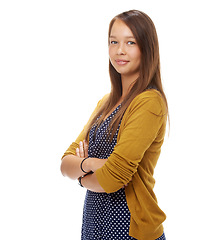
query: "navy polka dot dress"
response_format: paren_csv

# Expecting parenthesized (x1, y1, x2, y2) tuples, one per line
(81, 105, 166, 240)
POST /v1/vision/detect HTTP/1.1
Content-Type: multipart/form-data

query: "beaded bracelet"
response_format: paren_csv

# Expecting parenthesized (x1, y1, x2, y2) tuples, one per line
(80, 157, 89, 173)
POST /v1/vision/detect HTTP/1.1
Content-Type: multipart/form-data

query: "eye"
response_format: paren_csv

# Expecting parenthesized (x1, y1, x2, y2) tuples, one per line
(111, 41, 117, 44)
(127, 41, 136, 45)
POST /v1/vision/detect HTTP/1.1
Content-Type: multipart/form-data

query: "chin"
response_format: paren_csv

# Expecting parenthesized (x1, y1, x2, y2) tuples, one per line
(115, 68, 130, 75)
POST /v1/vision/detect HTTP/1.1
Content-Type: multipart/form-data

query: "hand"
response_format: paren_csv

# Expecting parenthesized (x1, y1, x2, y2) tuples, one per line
(76, 140, 107, 173)
(76, 140, 88, 158)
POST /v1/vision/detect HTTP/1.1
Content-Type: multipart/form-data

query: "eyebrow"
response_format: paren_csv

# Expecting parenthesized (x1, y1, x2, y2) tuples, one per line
(110, 35, 135, 39)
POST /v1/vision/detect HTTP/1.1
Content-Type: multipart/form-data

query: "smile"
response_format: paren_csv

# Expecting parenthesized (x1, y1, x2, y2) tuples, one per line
(115, 59, 129, 66)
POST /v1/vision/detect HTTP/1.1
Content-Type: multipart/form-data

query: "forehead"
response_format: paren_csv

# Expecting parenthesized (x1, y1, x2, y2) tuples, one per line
(110, 19, 134, 38)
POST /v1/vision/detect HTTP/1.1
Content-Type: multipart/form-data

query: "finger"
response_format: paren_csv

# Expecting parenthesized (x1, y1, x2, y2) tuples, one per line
(83, 140, 88, 158)
(75, 148, 80, 157)
(79, 141, 85, 158)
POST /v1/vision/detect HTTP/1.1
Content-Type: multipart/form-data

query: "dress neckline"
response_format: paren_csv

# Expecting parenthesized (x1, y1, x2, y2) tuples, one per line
(103, 104, 121, 122)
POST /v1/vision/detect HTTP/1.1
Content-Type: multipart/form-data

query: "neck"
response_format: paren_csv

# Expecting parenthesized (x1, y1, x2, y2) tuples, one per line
(121, 73, 139, 98)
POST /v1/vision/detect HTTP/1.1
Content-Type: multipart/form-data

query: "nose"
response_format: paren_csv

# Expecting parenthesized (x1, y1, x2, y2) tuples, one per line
(117, 43, 126, 55)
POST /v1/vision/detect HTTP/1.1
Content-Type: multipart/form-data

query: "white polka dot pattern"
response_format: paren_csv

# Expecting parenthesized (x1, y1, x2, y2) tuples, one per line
(81, 104, 166, 240)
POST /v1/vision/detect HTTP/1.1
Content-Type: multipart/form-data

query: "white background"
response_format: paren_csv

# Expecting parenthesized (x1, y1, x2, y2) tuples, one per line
(0, 0, 220, 239)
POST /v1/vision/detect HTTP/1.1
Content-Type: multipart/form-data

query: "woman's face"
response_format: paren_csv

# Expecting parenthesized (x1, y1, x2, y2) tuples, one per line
(109, 19, 141, 80)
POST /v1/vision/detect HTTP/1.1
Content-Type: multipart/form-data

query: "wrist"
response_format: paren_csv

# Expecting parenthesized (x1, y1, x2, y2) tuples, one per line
(88, 158, 98, 172)
(78, 176, 84, 187)
(81, 157, 91, 173)
(83, 157, 99, 173)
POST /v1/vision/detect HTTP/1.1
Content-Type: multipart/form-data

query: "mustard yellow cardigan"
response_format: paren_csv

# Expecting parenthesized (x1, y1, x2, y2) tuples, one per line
(62, 90, 167, 240)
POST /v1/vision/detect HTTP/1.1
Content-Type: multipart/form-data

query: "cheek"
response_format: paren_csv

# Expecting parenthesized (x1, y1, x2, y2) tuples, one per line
(108, 47, 115, 67)
(108, 46, 114, 59)
(130, 51, 141, 69)
(109, 47, 117, 67)
(132, 48, 141, 61)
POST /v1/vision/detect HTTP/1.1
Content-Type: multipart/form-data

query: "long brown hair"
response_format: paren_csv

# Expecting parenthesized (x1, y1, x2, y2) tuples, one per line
(85, 10, 169, 140)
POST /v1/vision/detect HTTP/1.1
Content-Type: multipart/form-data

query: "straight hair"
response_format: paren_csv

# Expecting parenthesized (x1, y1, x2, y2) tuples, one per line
(85, 10, 169, 140)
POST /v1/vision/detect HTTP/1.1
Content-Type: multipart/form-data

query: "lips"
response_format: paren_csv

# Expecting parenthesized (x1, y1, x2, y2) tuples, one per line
(115, 59, 129, 65)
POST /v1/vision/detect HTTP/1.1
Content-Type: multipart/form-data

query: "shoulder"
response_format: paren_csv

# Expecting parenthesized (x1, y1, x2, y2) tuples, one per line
(127, 90, 167, 116)
(96, 93, 110, 108)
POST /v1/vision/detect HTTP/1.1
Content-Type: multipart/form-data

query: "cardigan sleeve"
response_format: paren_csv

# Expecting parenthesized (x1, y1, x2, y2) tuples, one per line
(95, 93, 167, 193)
(61, 94, 109, 159)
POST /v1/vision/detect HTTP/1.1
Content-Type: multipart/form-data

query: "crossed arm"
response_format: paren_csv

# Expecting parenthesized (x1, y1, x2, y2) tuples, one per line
(61, 93, 164, 194)
(60, 140, 107, 192)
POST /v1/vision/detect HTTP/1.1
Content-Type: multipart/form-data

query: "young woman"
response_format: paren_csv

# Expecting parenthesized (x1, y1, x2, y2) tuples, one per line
(61, 10, 168, 240)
